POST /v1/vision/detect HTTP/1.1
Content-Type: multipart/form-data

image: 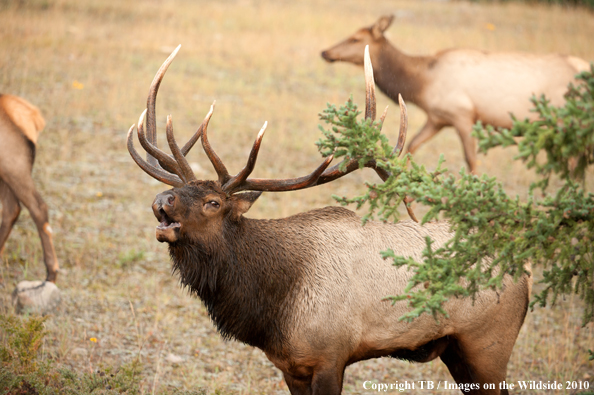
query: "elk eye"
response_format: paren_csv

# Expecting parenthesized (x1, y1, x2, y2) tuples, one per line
(208, 200, 220, 208)
(349, 38, 359, 43)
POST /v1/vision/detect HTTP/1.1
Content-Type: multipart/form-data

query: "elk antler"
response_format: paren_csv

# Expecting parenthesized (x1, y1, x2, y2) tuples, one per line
(128, 45, 417, 221)
(140, 44, 206, 179)
(127, 45, 334, 191)
(217, 46, 413, 199)
(309, 46, 417, 221)
(127, 45, 216, 187)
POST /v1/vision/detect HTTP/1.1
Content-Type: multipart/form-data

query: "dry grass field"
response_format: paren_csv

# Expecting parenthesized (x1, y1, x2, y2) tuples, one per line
(1, 0, 593, 393)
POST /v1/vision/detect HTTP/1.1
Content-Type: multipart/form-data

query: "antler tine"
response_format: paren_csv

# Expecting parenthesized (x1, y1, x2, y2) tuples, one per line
(222, 121, 267, 192)
(146, 44, 181, 167)
(378, 105, 389, 131)
(200, 101, 232, 185)
(228, 154, 334, 193)
(136, 109, 184, 177)
(312, 94, 418, 222)
(166, 114, 197, 184)
(392, 94, 408, 157)
(127, 124, 184, 187)
(312, 45, 384, 186)
(180, 103, 215, 156)
(364, 45, 376, 121)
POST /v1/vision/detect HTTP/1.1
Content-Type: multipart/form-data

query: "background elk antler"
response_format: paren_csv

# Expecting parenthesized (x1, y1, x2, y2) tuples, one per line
(127, 45, 417, 221)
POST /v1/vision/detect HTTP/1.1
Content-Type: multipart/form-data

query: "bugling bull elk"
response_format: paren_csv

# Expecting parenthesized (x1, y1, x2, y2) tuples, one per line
(127, 45, 531, 395)
(0, 94, 59, 282)
(321, 15, 590, 173)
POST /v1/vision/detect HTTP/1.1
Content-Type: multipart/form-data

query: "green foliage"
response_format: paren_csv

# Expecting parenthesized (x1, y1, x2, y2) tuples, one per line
(316, 66, 594, 324)
(317, 97, 392, 165)
(0, 313, 218, 393)
(475, 65, 594, 187)
(0, 313, 149, 394)
(0, 314, 48, 375)
(56, 361, 143, 394)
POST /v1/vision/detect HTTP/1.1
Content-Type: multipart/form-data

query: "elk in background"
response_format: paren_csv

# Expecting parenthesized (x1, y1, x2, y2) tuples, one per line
(0, 94, 61, 314)
(0, 94, 59, 283)
(127, 46, 531, 395)
(321, 15, 590, 173)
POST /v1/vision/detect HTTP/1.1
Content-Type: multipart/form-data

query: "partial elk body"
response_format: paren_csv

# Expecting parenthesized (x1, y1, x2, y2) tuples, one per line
(321, 15, 590, 173)
(0, 94, 59, 282)
(128, 46, 531, 395)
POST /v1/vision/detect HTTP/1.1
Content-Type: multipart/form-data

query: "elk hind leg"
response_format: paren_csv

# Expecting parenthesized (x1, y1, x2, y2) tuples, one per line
(452, 117, 479, 174)
(0, 181, 22, 256)
(28, 190, 59, 282)
(3, 174, 59, 282)
(440, 328, 522, 395)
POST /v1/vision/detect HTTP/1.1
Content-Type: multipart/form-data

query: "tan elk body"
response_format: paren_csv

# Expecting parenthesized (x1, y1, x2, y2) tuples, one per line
(321, 15, 590, 173)
(128, 46, 531, 394)
(0, 94, 59, 282)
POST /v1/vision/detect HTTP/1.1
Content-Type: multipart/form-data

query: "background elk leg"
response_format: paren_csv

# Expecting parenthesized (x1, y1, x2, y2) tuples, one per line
(406, 119, 443, 155)
(452, 117, 479, 174)
(1, 172, 59, 282)
(0, 181, 21, 256)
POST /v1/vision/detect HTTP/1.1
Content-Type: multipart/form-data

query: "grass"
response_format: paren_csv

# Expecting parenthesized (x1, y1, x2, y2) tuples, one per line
(0, 0, 593, 393)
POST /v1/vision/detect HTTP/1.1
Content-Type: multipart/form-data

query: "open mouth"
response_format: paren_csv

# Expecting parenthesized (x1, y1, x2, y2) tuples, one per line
(156, 210, 181, 231)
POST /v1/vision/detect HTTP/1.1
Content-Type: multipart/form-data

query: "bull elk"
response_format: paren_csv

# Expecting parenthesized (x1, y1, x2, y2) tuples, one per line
(321, 15, 591, 174)
(0, 94, 59, 283)
(127, 46, 531, 395)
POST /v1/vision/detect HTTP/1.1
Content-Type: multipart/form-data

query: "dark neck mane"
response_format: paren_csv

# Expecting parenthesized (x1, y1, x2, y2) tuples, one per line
(168, 217, 308, 353)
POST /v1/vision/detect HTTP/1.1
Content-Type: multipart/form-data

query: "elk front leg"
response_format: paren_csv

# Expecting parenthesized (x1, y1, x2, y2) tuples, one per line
(283, 364, 344, 395)
(406, 119, 443, 155)
(284, 372, 312, 395)
(311, 366, 344, 395)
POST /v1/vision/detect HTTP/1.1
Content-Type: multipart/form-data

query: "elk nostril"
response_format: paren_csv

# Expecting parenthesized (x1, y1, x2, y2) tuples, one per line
(167, 196, 175, 205)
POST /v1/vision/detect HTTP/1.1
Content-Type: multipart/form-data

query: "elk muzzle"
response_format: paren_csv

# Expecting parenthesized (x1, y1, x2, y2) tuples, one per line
(153, 192, 181, 243)
(320, 50, 337, 63)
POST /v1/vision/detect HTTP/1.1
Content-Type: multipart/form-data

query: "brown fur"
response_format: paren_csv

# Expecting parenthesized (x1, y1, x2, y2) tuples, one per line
(150, 181, 531, 395)
(131, 46, 532, 394)
(321, 15, 591, 173)
(0, 94, 59, 282)
(0, 94, 45, 144)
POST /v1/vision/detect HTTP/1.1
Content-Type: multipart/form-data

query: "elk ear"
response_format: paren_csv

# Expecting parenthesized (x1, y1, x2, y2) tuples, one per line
(229, 191, 263, 220)
(371, 15, 394, 39)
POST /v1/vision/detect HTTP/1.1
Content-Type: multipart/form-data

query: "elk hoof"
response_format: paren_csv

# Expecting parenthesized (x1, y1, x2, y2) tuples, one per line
(12, 280, 61, 315)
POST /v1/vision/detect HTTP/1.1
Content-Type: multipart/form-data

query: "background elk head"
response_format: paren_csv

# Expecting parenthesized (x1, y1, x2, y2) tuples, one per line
(321, 15, 394, 66)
